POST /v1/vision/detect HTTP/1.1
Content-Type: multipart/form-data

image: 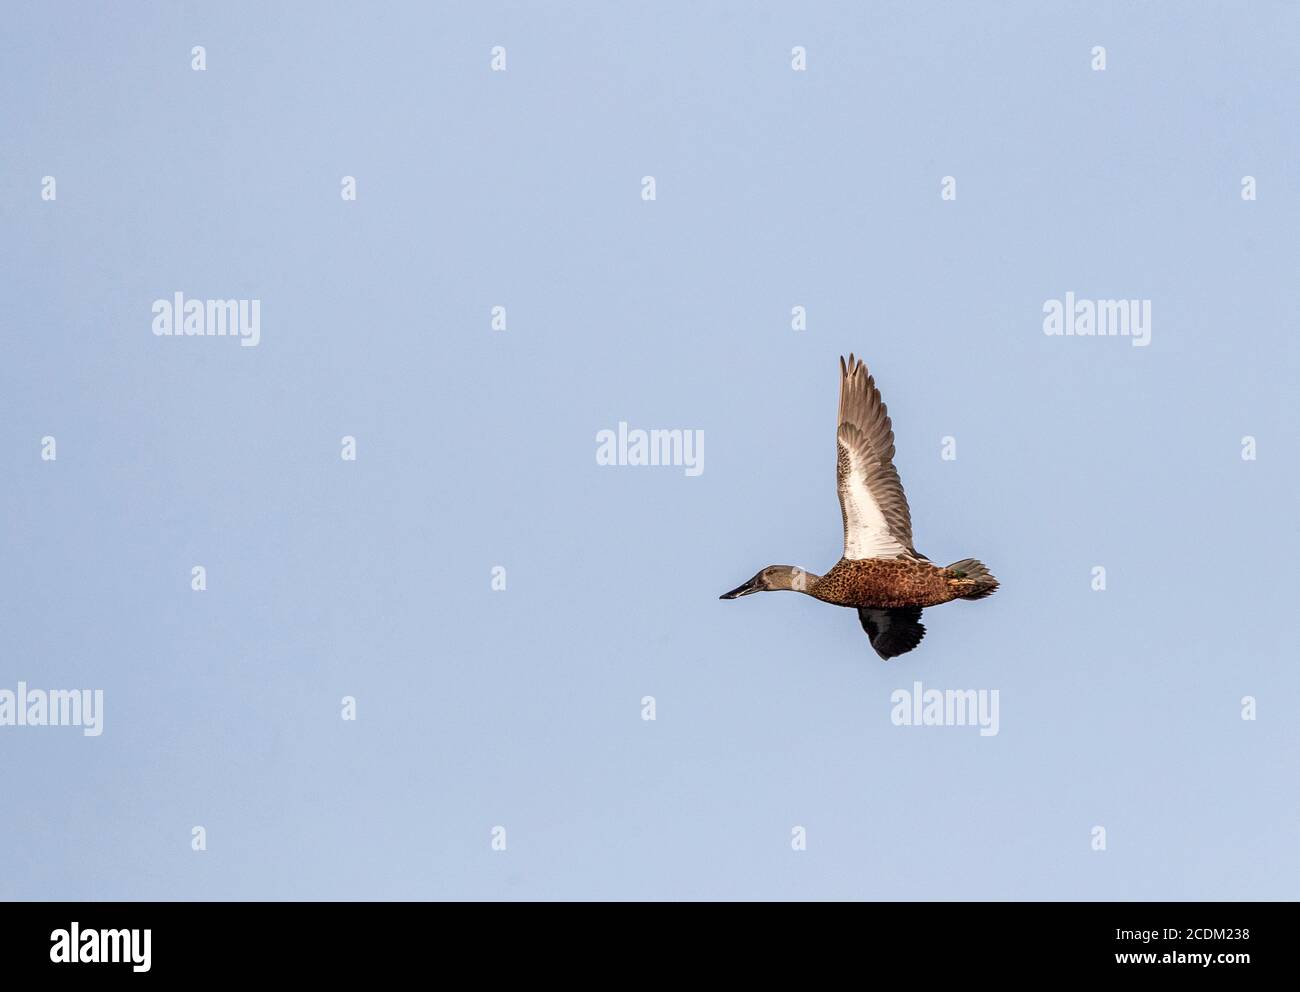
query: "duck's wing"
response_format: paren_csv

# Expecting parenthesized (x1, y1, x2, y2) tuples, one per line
(837, 354, 923, 560)
(858, 606, 926, 660)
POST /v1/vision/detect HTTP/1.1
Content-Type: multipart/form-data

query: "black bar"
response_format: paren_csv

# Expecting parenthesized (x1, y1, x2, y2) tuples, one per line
(0, 901, 1282, 979)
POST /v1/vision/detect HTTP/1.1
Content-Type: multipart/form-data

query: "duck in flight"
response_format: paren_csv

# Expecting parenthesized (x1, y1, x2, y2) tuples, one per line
(720, 355, 998, 660)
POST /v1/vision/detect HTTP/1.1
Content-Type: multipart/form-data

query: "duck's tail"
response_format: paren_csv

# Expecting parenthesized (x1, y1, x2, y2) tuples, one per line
(946, 559, 999, 600)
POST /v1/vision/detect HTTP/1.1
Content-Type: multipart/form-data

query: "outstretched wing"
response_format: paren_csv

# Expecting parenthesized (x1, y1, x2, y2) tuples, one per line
(858, 607, 926, 660)
(837, 354, 922, 560)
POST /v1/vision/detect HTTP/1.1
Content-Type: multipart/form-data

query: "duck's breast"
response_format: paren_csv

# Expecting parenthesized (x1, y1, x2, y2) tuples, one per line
(813, 558, 952, 608)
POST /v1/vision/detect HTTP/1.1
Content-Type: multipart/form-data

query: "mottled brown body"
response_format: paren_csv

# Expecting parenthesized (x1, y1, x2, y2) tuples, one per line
(810, 558, 971, 609)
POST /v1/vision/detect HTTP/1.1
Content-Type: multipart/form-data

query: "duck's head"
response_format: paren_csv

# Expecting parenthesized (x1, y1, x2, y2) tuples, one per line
(719, 565, 810, 599)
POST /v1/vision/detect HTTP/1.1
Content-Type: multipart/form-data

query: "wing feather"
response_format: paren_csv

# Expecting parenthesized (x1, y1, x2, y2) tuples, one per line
(858, 607, 927, 660)
(836, 355, 922, 560)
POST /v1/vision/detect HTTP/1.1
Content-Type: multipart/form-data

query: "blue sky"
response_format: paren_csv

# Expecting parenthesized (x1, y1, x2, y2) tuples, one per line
(1, 1, 1297, 899)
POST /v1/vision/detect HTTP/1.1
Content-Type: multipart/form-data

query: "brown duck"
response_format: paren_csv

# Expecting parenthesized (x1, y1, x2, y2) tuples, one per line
(720, 354, 998, 660)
